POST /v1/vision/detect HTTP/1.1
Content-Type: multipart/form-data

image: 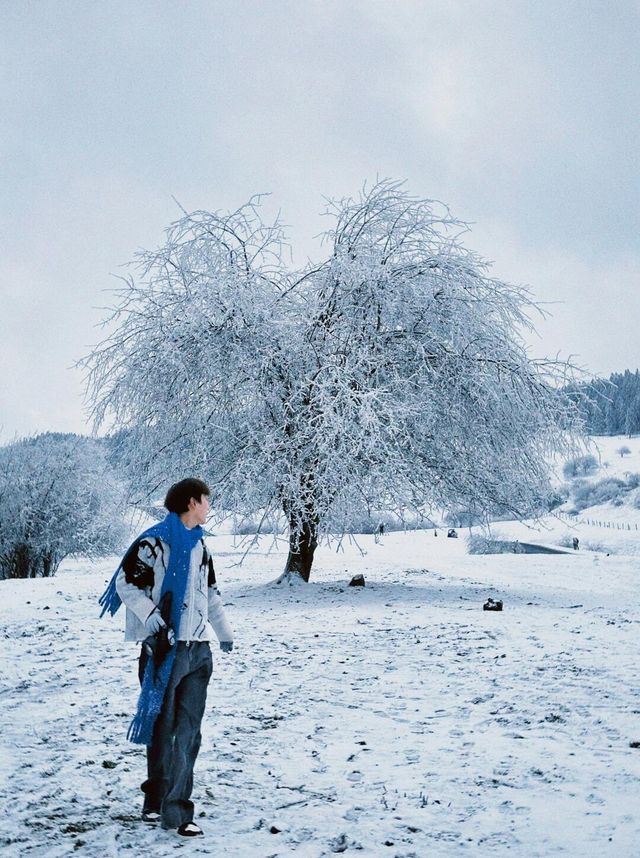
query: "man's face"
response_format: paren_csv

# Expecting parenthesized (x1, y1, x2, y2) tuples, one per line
(190, 494, 210, 525)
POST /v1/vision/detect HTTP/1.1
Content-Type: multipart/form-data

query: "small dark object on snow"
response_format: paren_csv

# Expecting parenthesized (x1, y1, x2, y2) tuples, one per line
(544, 712, 566, 723)
(270, 825, 282, 834)
(349, 574, 365, 587)
(573, 537, 579, 550)
(102, 760, 117, 769)
(447, 528, 458, 538)
(330, 833, 349, 853)
(630, 741, 640, 749)
(483, 598, 503, 611)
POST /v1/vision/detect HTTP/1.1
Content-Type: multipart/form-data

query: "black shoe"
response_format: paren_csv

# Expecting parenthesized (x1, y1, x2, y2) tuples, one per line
(142, 810, 161, 823)
(177, 822, 204, 837)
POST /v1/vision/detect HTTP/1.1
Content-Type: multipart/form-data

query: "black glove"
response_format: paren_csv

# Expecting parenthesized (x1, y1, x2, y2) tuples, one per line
(142, 592, 175, 669)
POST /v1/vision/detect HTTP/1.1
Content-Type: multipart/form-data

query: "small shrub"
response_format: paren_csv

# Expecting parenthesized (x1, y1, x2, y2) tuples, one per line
(327, 512, 426, 534)
(617, 445, 631, 458)
(583, 540, 614, 553)
(547, 487, 569, 511)
(625, 473, 640, 490)
(572, 477, 627, 511)
(445, 509, 485, 528)
(467, 533, 521, 555)
(232, 517, 283, 535)
(562, 454, 599, 479)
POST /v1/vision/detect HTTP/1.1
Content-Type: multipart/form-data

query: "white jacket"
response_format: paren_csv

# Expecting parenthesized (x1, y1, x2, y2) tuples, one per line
(115, 535, 233, 644)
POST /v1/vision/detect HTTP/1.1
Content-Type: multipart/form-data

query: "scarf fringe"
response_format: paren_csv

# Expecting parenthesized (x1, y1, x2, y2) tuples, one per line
(98, 570, 122, 618)
(127, 650, 177, 744)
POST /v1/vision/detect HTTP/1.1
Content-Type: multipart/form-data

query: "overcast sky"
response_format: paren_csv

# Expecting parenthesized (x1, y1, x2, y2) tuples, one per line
(1, 0, 638, 442)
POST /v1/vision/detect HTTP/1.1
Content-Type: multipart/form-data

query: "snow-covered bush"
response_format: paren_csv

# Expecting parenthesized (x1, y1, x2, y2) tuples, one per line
(572, 477, 627, 511)
(547, 487, 569, 511)
(583, 540, 614, 554)
(624, 472, 640, 490)
(232, 516, 283, 536)
(324, 512, 407, 534)
(0, 433, 128, 579)
(467, 532, 522, 554)
(81, 181, 583, 582)
(562, 454, 599, 479)
(445, 509, 485, 528)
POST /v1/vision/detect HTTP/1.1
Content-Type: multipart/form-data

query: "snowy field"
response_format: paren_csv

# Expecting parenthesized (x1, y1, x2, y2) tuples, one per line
(587, 434, 640, 476)
(2, 525, 640, 857)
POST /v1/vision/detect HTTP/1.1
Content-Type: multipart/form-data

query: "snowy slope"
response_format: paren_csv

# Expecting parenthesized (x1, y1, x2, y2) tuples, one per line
(2, 528, 639, 857)
(587, 434, 640, 477)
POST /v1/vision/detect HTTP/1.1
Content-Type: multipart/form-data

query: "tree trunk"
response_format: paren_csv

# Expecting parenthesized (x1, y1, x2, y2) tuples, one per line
(42, 553, 59, 577)
(2, 545, 61, 579)
(282, 517, 318, 582)
(275, 496, 319, 585)
(14, 543, 32, 578)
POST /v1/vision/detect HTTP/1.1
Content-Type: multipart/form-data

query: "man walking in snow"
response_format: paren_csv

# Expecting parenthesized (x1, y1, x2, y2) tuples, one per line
(99, 478, 233, 837)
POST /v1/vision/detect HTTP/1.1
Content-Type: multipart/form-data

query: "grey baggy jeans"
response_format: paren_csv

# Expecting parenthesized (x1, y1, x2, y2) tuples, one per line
(138, 640, 213, 828)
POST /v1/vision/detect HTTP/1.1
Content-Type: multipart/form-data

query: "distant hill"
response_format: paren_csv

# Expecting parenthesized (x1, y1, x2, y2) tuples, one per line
(557, 434, 640, 518)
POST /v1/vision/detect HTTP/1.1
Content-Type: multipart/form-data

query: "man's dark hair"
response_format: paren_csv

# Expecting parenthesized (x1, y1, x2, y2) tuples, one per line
(164, 478, 210, 514)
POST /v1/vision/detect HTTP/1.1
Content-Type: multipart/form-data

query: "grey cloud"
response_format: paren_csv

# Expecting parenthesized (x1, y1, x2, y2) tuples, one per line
(0, 0, 638, 439)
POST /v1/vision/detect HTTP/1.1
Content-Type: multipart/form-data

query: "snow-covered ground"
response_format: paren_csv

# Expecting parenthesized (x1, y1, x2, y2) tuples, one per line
(2, 526, 639, 857)
(586, 435, 640, 477)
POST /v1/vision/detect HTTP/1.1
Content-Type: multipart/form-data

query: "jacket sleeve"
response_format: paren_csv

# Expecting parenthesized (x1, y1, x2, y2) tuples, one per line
(208, 586, 233, 643)
(115, 539, 158, 625)
(204, 548, 233, 642)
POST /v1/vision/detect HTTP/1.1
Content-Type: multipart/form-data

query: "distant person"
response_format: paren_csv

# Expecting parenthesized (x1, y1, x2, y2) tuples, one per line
(99, 478, 234, 838)
(573, 536, 579, 551)
(378, 521, 385, 537)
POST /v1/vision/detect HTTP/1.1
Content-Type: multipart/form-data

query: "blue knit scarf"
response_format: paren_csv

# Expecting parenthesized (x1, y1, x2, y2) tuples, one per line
(99, 511, 203, 745)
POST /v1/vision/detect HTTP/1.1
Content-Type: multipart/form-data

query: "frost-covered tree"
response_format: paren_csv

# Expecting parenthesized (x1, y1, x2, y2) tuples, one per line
(82, 181, 582, 582)
(0, 433, 128, 579)
(565, 370, 640, 436)
(562, 454, 599, 479)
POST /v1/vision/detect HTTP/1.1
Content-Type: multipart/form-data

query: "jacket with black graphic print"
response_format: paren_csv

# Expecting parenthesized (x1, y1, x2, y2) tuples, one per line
(114, 536, 233, 644)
